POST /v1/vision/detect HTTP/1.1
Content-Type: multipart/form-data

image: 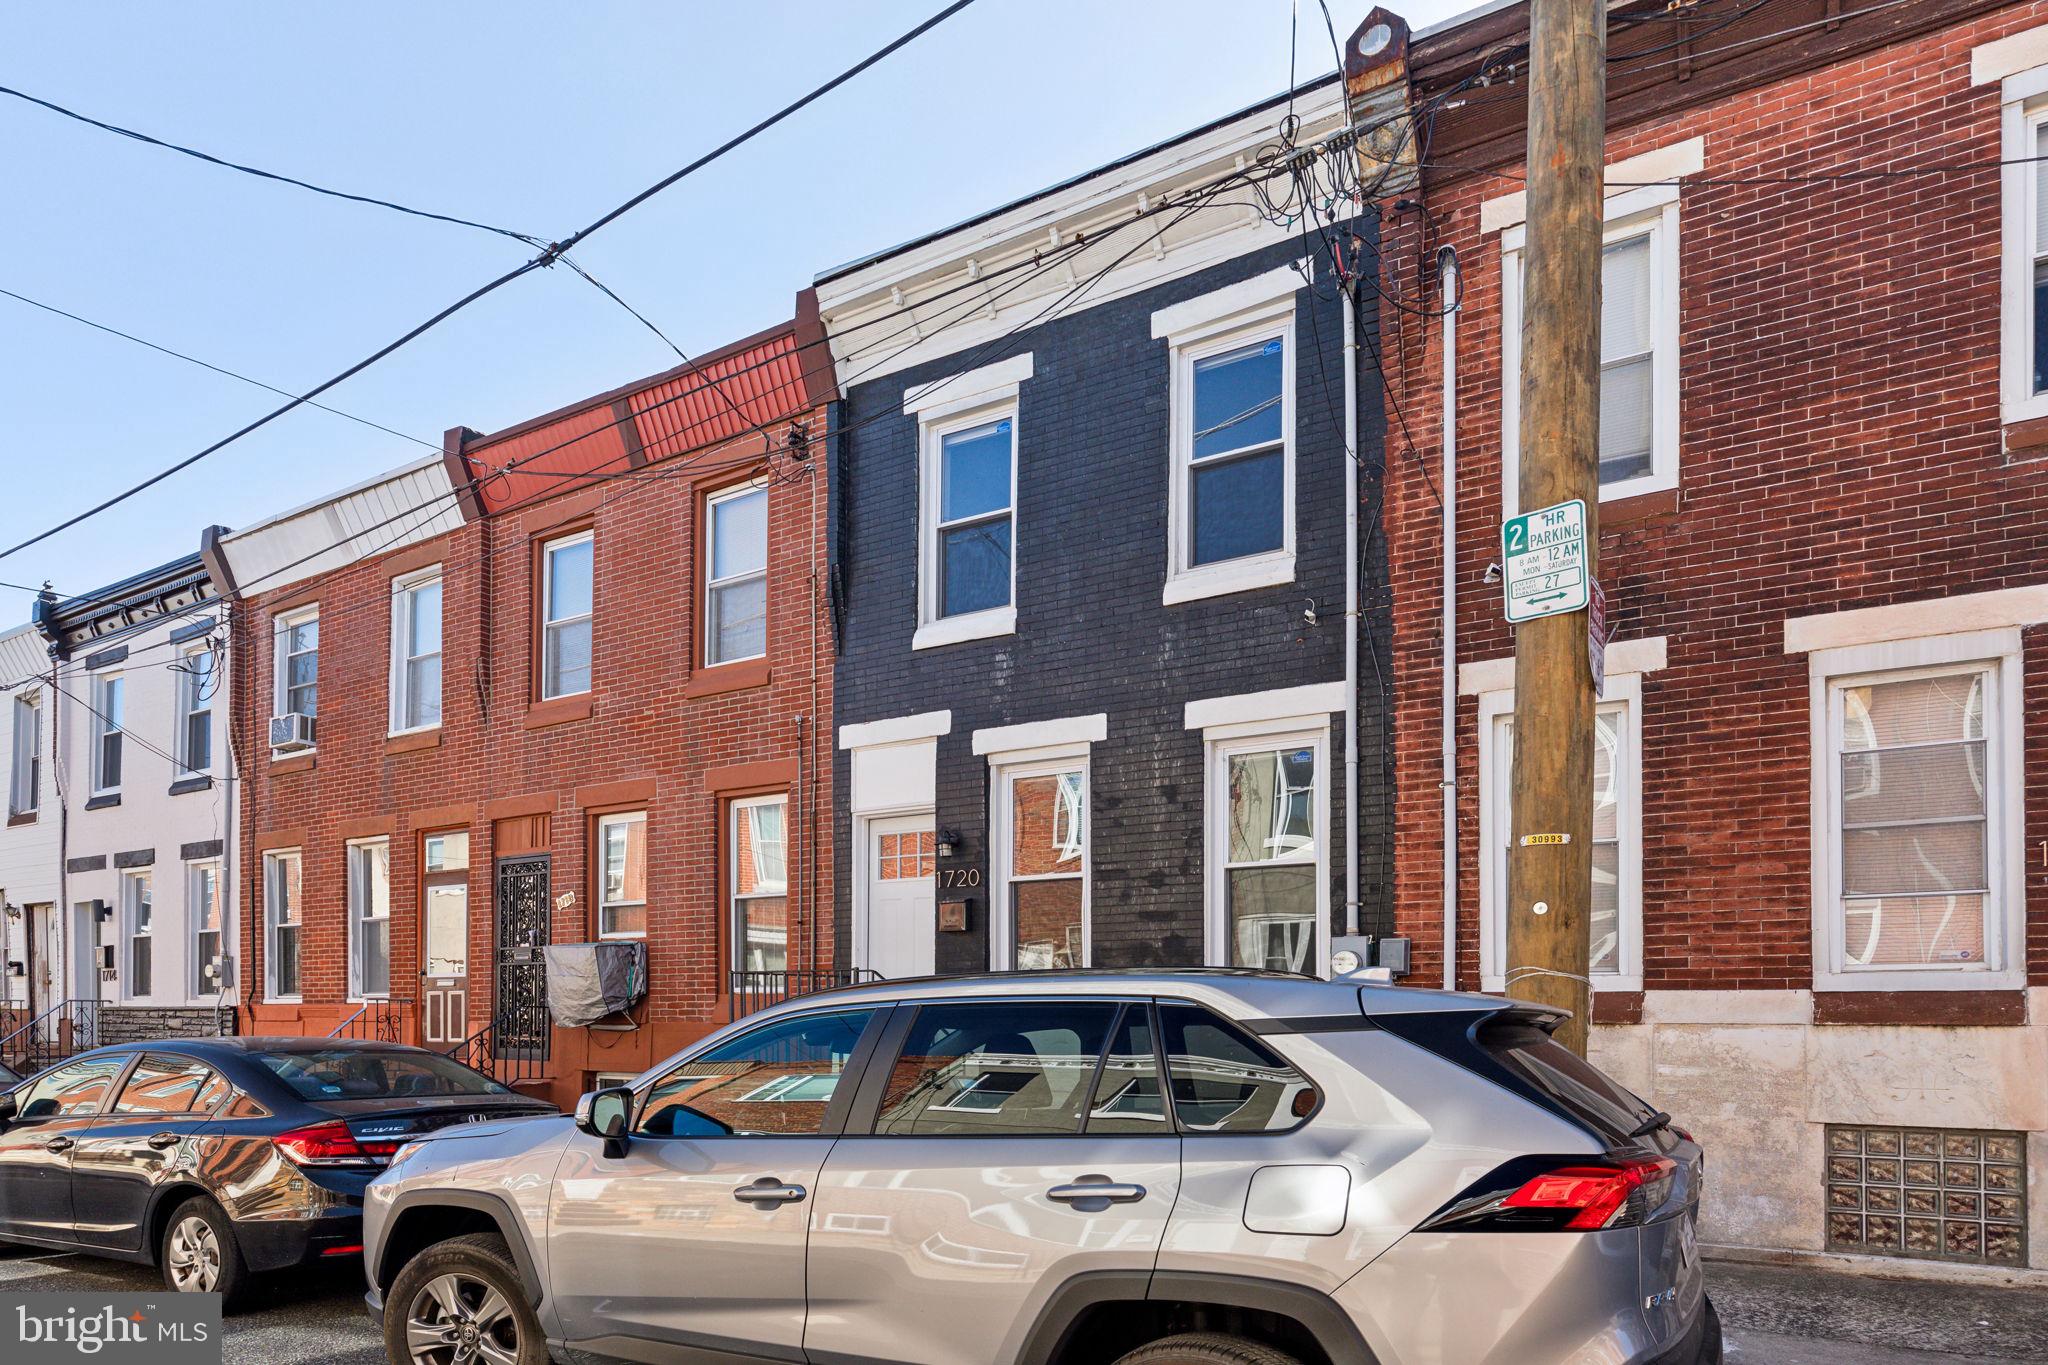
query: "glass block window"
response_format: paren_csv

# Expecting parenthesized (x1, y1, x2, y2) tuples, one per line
(1825, 1125, 2027, 1266)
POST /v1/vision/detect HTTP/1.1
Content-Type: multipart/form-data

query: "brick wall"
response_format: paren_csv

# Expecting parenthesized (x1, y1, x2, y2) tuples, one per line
(1377, 4, 2048, 998)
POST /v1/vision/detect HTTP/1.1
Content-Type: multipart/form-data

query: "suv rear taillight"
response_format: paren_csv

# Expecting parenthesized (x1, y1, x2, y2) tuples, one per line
(273, 1120, 402, 1168)
(1421, 1155, 1679, 1232)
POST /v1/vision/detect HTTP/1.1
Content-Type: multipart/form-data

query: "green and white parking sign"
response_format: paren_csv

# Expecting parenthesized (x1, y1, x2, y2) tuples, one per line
(1500, 498, 1588, 624)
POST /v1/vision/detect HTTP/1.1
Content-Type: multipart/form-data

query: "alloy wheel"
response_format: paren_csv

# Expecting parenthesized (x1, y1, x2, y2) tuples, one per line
(165, 1215, 220, 1292)
(404, 1272, 520, 1365)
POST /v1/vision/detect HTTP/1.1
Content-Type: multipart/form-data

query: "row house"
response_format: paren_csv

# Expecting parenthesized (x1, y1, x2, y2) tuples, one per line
(0, 556, 236, 1069)
(219, 310, 837, 1108)
(817, 80, 1392, 979)
(1368, 0, 2048, 1272)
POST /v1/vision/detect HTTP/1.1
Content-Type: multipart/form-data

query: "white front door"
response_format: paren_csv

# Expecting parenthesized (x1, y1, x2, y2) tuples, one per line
(864, 814, 935, 979)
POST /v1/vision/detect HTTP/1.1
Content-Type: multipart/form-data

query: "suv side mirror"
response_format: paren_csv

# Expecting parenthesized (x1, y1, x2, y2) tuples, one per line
(575, 1087, 633, 1158)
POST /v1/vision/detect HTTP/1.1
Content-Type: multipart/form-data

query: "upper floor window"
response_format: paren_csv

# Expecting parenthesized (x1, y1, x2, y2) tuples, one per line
(92, 674, 123, 796)
(275, 608, 319, 722)
(8, 691, 38, 817)
(176, 645, 214, 775)
(732, 795, 789, 973)
(390, 570, 443, 732)
(598, 811, 648, 939)
(1502, 184, 1680, 509)
(706, 484, 768, 666)
(541, 531, 593, 699)
(920, 410, 1015, 629)
(1999, 69, 2048, 423)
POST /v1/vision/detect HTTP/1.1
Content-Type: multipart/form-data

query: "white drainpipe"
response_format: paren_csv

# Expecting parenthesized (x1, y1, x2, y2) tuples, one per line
(1343, 282, 1361, 944)
(1439, 248, 1462, 991)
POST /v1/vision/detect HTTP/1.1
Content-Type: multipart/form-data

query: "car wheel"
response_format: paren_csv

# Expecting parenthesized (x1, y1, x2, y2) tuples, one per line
(386, 1232, 547, 1365)
(1113, 1332, 1304, 1365)
(160, 1194, 249, 1308)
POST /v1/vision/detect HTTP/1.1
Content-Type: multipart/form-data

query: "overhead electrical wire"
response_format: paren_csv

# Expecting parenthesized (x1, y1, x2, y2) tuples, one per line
(0, 0, 983, 569)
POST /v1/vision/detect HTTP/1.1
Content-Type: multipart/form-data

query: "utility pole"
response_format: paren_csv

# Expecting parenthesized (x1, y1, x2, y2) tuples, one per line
(1507, 0, 1606, 1055)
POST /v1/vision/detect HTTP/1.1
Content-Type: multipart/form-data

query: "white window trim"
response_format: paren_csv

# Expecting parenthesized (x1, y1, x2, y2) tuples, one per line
(1200, 718, 1331, 975)
(1807, 628, 2025, 992)
(705, 482, 770, 667)
(1185, 681, 1346, 734)
(264, 849, 303, 1002)
(987, 739, 1095, 971)
(731, 794, 791, 972)
(272, 605, 318, 756)
(838, 709, 953, 750)
(1475, 672, 1646, 994)
(902, 351, 1033, 418)
(175, 644, 214, 777)
(597, 810, 648, 941)
(9, 689, 39, 817)
(91, 673, 123, 797)
(914, 398, 1019, 650)
(1163, 297, 1298, 606)
(121, 870, 152, 1003)
(1998, 67, 2048, 425)
(1501, 183, 1681, 516)
(189, 859, 224, 998)
(540, 530, 595, 700)
(346, 837, 392, 1003)
(388, 566, 444, 736)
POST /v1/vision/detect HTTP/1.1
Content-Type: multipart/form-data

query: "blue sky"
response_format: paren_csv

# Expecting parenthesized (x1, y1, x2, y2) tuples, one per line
(1, 0, 1468, 611)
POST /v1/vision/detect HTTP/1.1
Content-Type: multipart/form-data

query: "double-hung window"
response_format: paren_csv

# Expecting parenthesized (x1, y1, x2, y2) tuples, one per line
(123, 871, 152, 999)
(705, 484, 768, 666)
(390, 570, 443, 732)
(597, 811, 647, 939)
(905, 353, 1030, 649)
(1208, 731, 1326, 973)
(540, 531, 594, 698)
(1810, 629, 2023, 991)
(348, 839, 392, 999)
(1477, 677, 1645, 992)
(8, 691, 38, 817)
(994, 762, 1088, 970)
(1998, 60, 2048, 424)
(177, 645, 214, 775)
(274, 607, 318, 746)
(92, 674, 123, 796)
(189, 861, 224, 994)
(265, 849, 302, 1000)
(731, 795, 788, 973)
(1157, 269, 1300, 604)
(1501, 184, 1680, 509)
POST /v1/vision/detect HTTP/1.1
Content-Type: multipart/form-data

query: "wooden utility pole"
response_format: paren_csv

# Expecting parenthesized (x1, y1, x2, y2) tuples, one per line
(1507, 0, 1606, 1055)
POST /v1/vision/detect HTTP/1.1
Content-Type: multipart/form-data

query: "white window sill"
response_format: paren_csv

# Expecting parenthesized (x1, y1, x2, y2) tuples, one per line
(912, 605, 1016, 651)
(599, 931, 647, 942)
(2002, 392, 2048, 426)
(1814, 965, 2026, 994)
(1163, 552, 1295, 606)
(270, 750, 315, 762)
(269, 995, 303, 1005)
(387, 724, 442, 740)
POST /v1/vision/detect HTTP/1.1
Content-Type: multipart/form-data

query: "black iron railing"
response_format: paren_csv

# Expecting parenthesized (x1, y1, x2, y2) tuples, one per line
(328, 998, 416, 1042)
(728, 968, 882, 1022)
(445, 1017, 550, 1087)
(0, 998, 101, 1075)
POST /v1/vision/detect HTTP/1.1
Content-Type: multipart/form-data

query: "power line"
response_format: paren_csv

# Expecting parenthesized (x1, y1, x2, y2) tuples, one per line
(0, 83, 543, 247)
(0, 287, 439, 451)
(0, 0, 982, 568)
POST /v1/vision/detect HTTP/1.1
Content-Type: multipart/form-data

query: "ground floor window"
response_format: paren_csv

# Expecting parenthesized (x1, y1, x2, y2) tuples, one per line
(265, 850, 302, 999)
(1207, 728, 1326, 973)
(122, 871, 152, 999)
(597, 811, 648, 939)
(348, 838, 391, 999)
(732, 795, 789, 973)
(993, 760, 1088, 969)
(189, 861, 223, 995)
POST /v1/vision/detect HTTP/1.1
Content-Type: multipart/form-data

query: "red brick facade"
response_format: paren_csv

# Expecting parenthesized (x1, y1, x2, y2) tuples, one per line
(1377, 1, 2048, 1006)
(231, 316, 835, 1107)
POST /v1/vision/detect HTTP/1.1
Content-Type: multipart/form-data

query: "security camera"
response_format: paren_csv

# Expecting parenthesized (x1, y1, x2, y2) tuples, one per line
(1482, 562, 1502, 584)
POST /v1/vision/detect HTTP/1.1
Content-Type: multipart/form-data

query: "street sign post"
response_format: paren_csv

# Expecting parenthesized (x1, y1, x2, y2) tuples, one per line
(1501, 498, 1589, 624)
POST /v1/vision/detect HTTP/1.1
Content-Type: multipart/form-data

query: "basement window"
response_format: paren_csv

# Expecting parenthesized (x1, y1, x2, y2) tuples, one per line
(1826, 1126, 2027, 1266)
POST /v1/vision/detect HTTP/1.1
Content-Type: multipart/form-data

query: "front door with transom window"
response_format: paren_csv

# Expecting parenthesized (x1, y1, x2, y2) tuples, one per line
(863, 815, 935, 979)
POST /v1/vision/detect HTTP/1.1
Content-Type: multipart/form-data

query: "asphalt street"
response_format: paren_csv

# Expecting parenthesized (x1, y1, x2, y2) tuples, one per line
(1, 1245, 2044, 1363)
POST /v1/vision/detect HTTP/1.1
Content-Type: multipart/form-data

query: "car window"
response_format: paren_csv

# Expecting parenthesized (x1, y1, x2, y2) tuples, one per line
(1085, 1004, 1168, 1135)
(194, 1071, 235, 1113)
(638, 1009, 875, 1138)
(1476, 1019, 1652, 1146)
(16, 1056, 127, 1119)
(874, 1001, 1119, 1137)
(254, 1048, 512, 1101)
(111, 1054, 218, 1115)
(1159, 1003, 1318, 1133)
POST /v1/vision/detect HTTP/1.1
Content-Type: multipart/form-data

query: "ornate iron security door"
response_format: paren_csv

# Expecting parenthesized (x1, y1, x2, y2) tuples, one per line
(494, 855, 551, 1059)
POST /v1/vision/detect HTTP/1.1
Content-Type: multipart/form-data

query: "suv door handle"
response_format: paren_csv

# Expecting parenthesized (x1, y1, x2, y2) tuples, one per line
(1048, 1180, 1146, 1206)
(733, 1179, 806, 1207)
(44, 1136, 74, 1153)
(146, 1132, 180, 1151)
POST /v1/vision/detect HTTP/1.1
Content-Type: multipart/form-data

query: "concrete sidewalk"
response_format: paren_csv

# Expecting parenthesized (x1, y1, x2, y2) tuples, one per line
(1713, 1258, 2048, 1363)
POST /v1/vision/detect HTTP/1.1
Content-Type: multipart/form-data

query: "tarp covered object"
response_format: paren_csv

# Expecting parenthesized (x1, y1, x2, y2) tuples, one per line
(544, 940, 647, 1027)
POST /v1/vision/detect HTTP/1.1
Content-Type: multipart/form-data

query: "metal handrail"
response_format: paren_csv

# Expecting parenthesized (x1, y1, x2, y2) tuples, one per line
(0, 998, 101, 1075)
(327, 997, 415, 1041)
(444, 1016, 549, 1086)
(728, 967, 883, 1021)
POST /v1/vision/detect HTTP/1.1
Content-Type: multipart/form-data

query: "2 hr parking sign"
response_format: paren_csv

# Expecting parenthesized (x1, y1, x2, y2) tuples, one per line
(1500, 498, 1589, 624)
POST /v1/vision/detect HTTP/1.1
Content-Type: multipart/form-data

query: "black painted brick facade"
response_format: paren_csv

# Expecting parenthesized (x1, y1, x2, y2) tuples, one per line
(831, 226, 1394, 973)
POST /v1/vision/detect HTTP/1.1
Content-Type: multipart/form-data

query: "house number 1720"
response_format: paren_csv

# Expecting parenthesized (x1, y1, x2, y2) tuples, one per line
(939, 868, 982, 889)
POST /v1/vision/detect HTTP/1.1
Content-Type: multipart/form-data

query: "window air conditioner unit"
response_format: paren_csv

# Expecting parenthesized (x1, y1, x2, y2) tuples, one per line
(269, 713, 316, 752)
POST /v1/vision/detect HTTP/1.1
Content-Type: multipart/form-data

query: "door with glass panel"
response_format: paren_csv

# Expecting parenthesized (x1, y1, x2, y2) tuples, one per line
(419, 832, 470, 1047)
(863, 814, 934, 979)
(1214, 735, 1324, 973)
(998, 763, 1087, 969)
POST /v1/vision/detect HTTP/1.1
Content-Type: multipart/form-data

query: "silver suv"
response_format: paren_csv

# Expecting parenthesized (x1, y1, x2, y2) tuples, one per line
(363, 971, 1719, 1365)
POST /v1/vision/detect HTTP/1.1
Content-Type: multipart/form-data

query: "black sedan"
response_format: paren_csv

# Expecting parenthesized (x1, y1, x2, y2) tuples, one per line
(0, 1037, 555, 1306)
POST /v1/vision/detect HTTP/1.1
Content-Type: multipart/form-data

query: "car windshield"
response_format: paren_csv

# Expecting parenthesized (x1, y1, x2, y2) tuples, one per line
(253, 1049, 512, 1101)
